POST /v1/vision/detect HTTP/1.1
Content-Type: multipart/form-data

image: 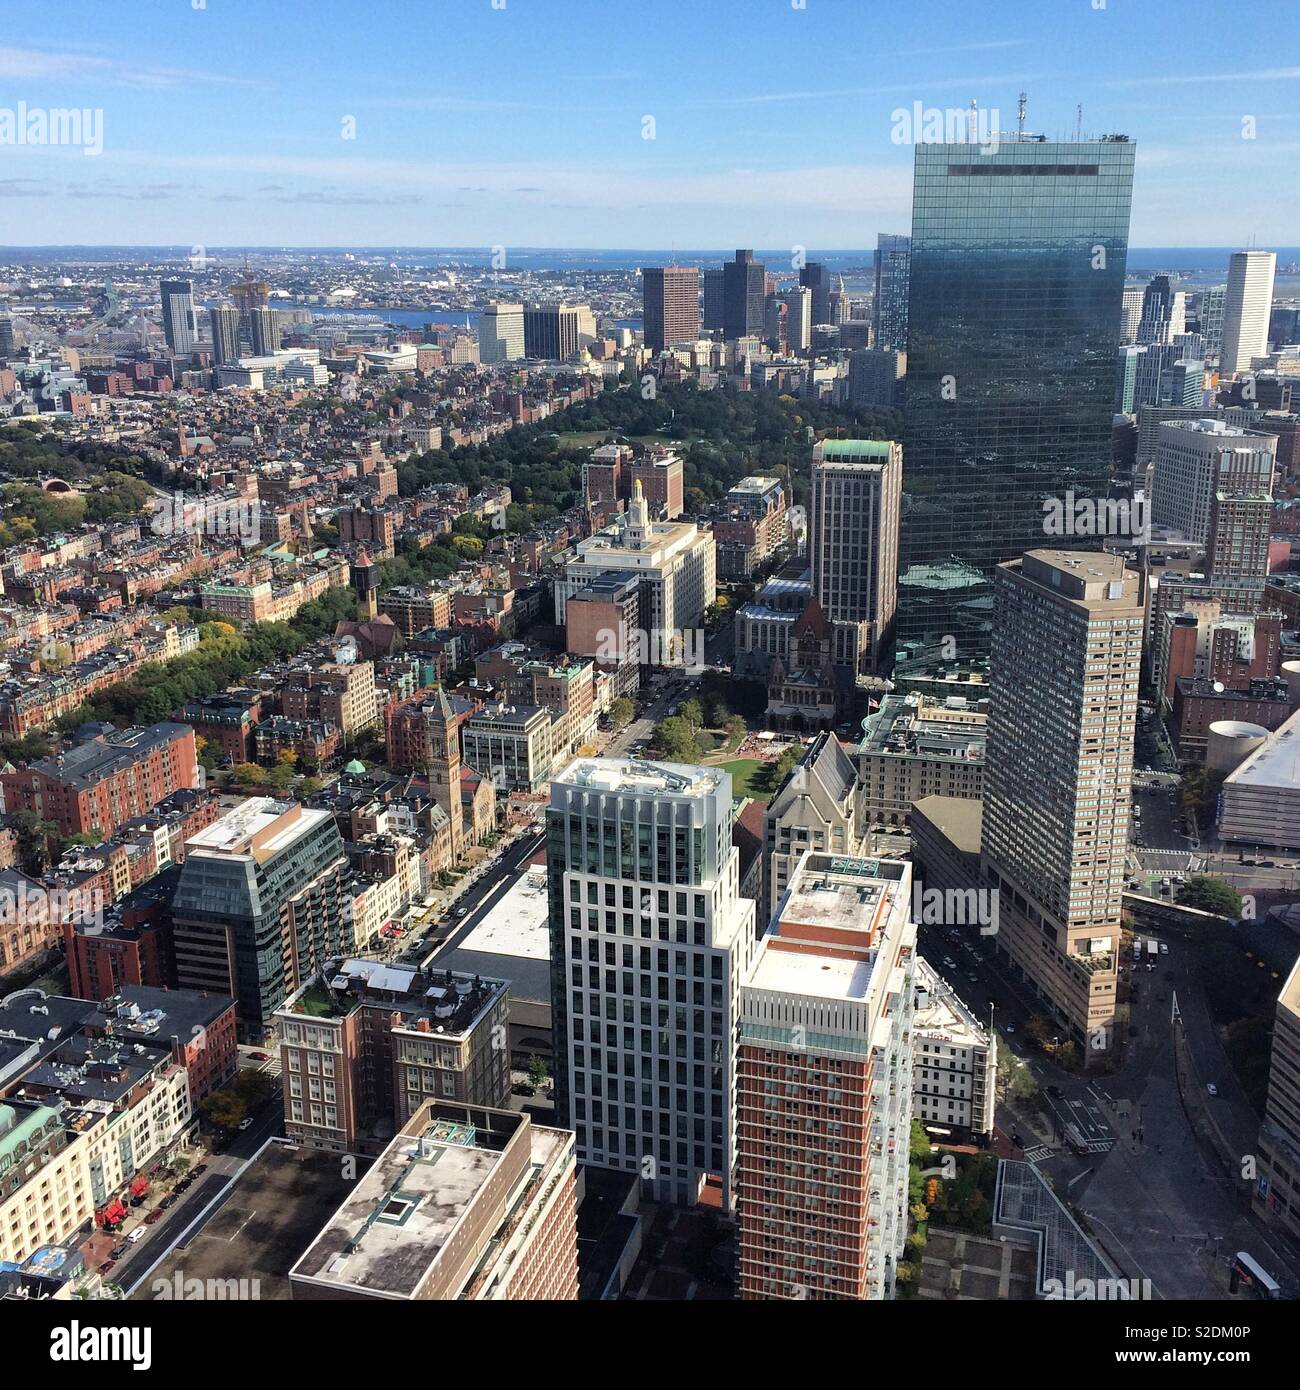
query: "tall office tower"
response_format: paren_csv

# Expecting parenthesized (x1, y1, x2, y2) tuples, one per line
(763, 293, 787, 351)
(1115, 346, 1142, 413)
(702, 267, 726, 332)
(159, 278, 196, 354)
(1254, 958, 1300, 1242)
(229, 271, 270, 350)
(737, 851, 916, 1301)
(810, 438, 902, 674)
(872, 233, 911, 352)
(523, 304, 580, 360)
(849, 349, 905, 408)
(1197, 285, 1227, 357)
(1151, 418, 1277, 554)
(1269, 304, 1300, 348)
(981, 551, 1142, 1057)
(799, 261, 831, 325)
(1137, 275, 1185, 345)
(1158, 358, 1205, 409)
(723, 249, 767, 340)
(828, 273, 850, 324)
(781, 286, 812, 354)
(1129, 334, 1205, 412)
(1119, 284, 1145, 344)
(249, 305, 279, 356)
(479, 301, 525, 363)
(574, 303, 597, 347)
(642, 266, 701, 352)
(0, 315, 14, 357)
(171, 797, 350, 1041)
(546, 758, 757, 1208)
(897, 138, 1135, 660)
(1221, 251, 1277, 375)
(209, 304, 241, 366)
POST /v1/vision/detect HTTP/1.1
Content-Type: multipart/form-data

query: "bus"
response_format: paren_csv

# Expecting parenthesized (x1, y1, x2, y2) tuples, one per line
(1232, 1251, 1281, 1299)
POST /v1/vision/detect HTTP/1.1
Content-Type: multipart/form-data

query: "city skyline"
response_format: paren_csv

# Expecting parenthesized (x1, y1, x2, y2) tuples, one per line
(1, 0, 1299, 246)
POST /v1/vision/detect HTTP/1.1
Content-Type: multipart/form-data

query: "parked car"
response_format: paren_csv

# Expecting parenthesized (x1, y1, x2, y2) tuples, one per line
(512, 1083, 536, 1097)
(160, 1195, 179, 1210)
(454, 906, 468, 918)
(1206, 1083, 1219, 1096)
(175, 1177, 193, 1193)
(98, 1260, 116, 1274)
(145, 1208, 165, 1224)
(192, 1164, 208, 1177)
(237, 1117, 254, 1131)
(110, 1245, 128, 1260)
(126, 1226, 147, 1244)
(1159, 943, 1169, 955)
(249, 1051, 270, 1062)
(1047, 1085, 1064, 1099)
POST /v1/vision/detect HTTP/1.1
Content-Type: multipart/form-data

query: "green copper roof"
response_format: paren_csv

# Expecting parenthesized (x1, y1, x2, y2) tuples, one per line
(819, 439, 895, 458)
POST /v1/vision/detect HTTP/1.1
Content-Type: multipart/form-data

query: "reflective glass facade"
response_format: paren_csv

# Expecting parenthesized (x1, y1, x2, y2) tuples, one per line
(897, 140, 1136, 661)
(872, 233, 911, 352)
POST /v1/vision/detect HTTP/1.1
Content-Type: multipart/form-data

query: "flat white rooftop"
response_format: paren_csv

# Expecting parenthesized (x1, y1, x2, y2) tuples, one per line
(554, 757, 721, 797)
(459, 867, 550, 961)
(748, 945, 875, 1001)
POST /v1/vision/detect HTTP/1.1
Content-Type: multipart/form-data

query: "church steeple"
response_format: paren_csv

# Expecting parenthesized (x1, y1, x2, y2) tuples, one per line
(426, 686, 464, 862)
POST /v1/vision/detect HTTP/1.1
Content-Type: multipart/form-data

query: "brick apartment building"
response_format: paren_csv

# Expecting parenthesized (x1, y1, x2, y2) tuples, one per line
(0, 722, 198, 839)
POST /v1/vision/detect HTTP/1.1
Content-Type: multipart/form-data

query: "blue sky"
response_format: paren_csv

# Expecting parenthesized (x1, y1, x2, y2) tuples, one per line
(1, 0, 1298, 248)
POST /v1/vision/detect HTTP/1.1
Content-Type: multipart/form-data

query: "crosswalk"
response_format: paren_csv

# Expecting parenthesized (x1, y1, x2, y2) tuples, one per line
(1022, 1145, 1054, 1163)
(1085, 1138, 1116, 1154)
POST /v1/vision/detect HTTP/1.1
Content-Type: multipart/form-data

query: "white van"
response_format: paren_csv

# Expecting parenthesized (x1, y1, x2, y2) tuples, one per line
(126, 1226, 146, 1244)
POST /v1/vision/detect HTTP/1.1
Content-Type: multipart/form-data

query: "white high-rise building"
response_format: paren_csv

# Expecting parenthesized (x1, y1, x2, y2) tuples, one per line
(1221, 251, 1277, 375)
(480, 301, 525, 363)
(546, 758, 757, 1208)
(1120, 285, 1145, 345)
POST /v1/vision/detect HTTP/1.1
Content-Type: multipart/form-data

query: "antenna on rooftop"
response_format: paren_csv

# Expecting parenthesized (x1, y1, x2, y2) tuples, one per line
(1075, 103, 1084, 141)
(1017, 92, 1026, 141)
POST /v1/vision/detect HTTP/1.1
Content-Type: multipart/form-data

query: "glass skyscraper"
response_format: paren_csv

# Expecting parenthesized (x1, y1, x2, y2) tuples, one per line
(896, 139, 1136, 662)
(872, 233, 911, 352)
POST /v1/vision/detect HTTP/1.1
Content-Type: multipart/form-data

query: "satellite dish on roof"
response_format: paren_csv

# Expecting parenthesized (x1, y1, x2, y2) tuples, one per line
(1212, 681, 1225, 693)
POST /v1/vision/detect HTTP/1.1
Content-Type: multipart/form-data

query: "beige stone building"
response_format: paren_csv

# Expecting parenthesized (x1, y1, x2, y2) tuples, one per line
(981, 552, 1142, 1060)
(855, 693, 986, 828)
